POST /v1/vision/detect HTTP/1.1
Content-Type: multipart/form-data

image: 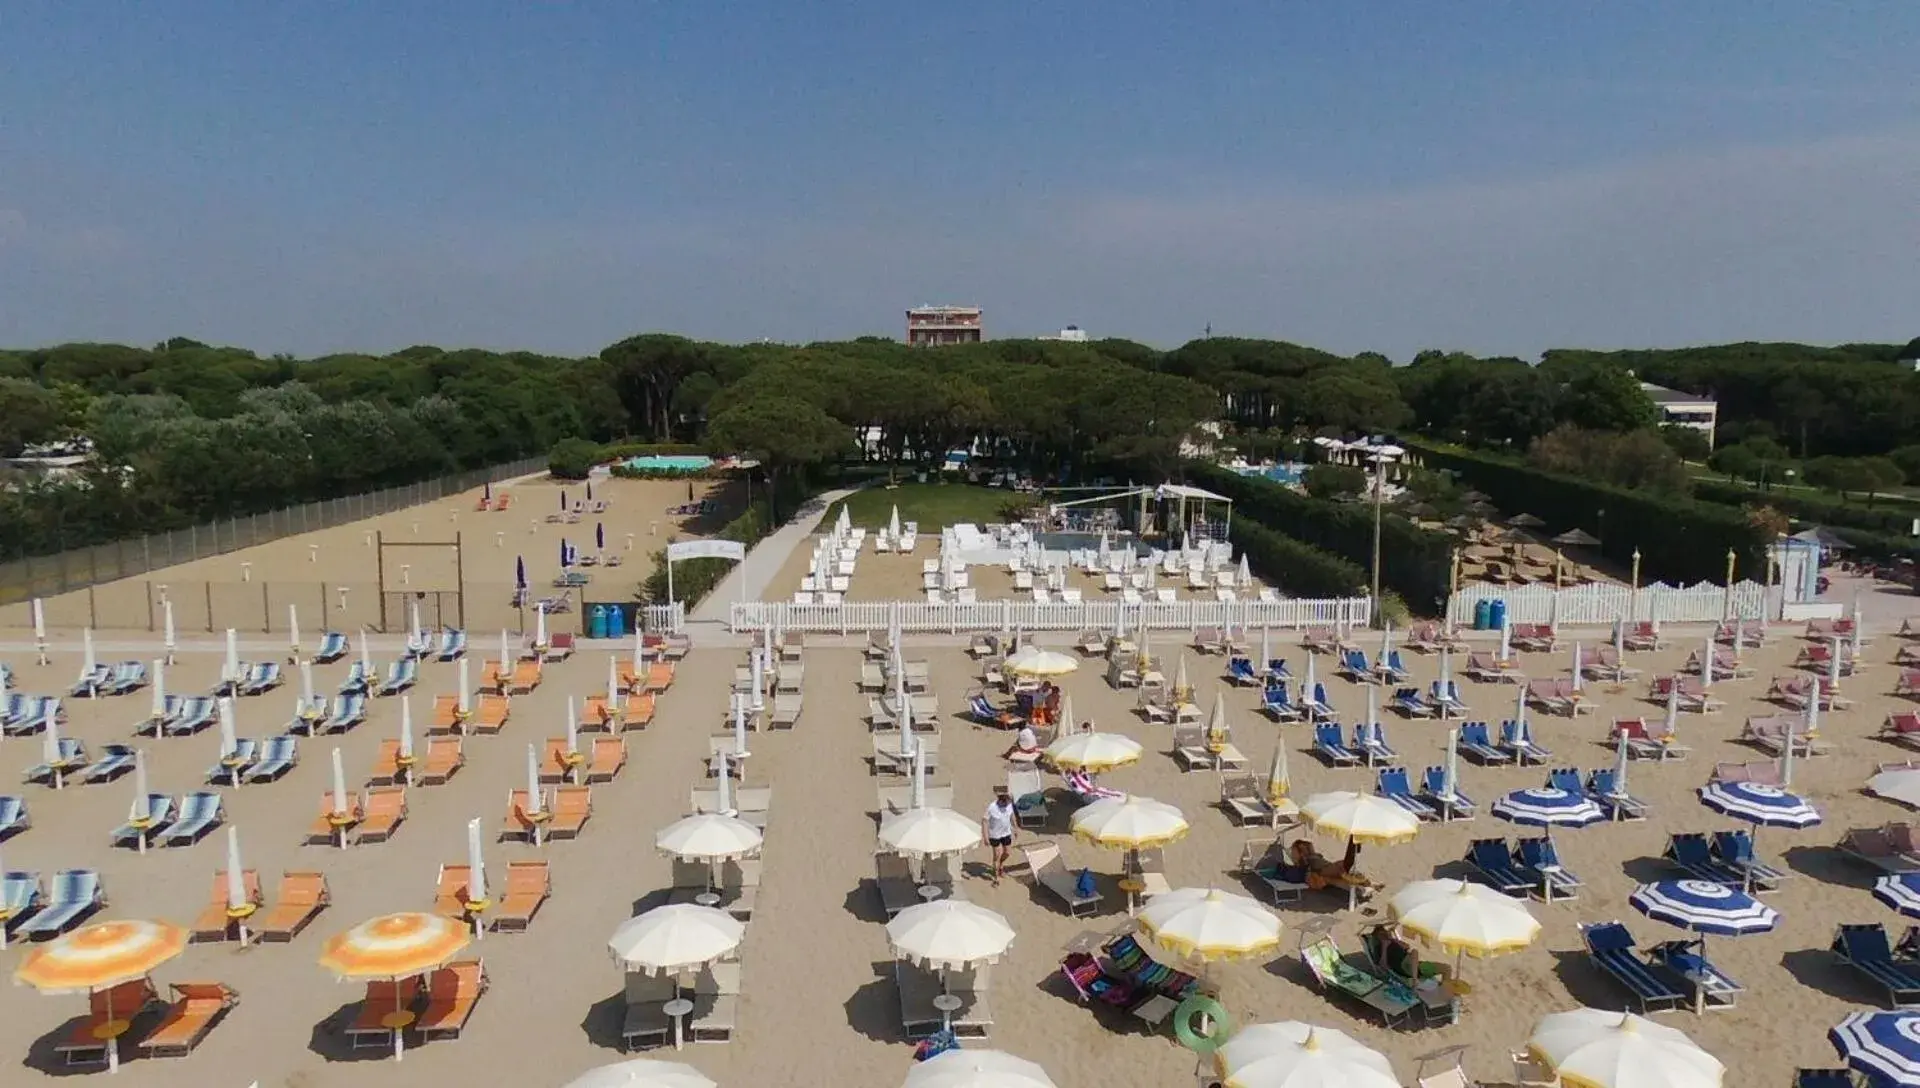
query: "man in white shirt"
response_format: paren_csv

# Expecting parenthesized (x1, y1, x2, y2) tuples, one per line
(981, 789, 1017, 885)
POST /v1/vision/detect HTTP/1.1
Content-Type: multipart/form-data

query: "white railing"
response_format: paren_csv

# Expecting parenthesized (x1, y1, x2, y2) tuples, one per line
(637, 603, 685, 634)
(1445, 580, 1771, 628)
(728, 596, 1372, 635)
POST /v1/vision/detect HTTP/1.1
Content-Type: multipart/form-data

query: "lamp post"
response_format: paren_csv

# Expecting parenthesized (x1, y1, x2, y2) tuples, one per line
(1630, 548, 1642, 622)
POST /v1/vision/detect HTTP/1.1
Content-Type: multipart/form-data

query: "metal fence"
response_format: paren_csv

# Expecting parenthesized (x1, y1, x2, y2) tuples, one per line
(2, 580, 684, 636)
(729, 596, 1373, 635)
(1445, 580, 1772, 628)
(0, 457, 546, 607)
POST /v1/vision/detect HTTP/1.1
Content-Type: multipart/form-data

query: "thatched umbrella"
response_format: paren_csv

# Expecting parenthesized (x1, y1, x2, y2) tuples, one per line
(1508, 513, 1546, 529)
(1552, 528, 1602, 548)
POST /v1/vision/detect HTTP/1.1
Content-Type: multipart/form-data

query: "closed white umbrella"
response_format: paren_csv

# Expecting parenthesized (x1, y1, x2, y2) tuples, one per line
(150, 658, 166, 720)
(82, 628, 96, 684)
(225, 825, 254, 943)
(880, 806, 980, 859)
(712, 750, 732, 814)
(288, 604, 301, 655)
(216, 696, 239, 786)
(409, 598, 423, 649)
(535, 603, 549, 650)
(1174, 655, 1192, 703)
(565, 695, 580, 766)
(1664, 679, 1679, 741)
(888, 505, 901, 540)
(1379, 623, 1392, 667)
(457, 657, 470, 719)
(1830, 636, 1844, 690)
(1062, 693, 1077, 734)
(1238, 553, 1251, 588)
(299, 659, 316, 715)
(499, 629, 512, 675)
(564, 1060, 716, 1088)
(733, 693, 750, 759)
(1214, 1022, 1399, 1088)
(524, 742, 545, 828)
(1571, 642, 1584, 692)
(1259, 625, 1273, 675)
(886, 899, 1015, 971)
(128, 750, 151, 853)
(1267, 740, 1292, 808)
(224, 628, 240, 685)
(1527, 1008, 1724, 1088)
(607, 905, 744, 976)
(910, 741, 926, 810)
(162, 600, 176, 661)
(1700, 633, 1714, 687)
(749, 649, 765, 712)
(1498, 617, 1511, 661)
(1302, 654, 1318, 715)
(398, 695, 415, 784)
(904, 1050, 1055, 1088)
(1439, 728, 1463, 820)
(330, 747, 350, 819)
(360, 629, 374, 683)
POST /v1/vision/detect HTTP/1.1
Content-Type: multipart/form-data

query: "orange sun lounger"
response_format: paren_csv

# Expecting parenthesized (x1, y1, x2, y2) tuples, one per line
(368, 740, 403, 786)
(580, 695, 615, 733)
(307, 791, 363, 844)
(432, 864, 476, 919)
(493, 861, 550, 932)
(189, 870, 262, 943)
(481, 661, 510, 695)
(509, 660, 542, 694)
(56, 978, 162, 1064)
(418, 960, 488, 1038)
(257, 871, 330, 942)
(587, 737, 627, 783)
(137, 981, 239, 1058)
(539, 739, 580, 784)
(499, 789, 548, 843)
(548, 786, 591, 839)
(356, 786, 407, 844)
(643, 661, 675, 693)
(347, 977, 422, 1051)
(476, 693, 510, 733)
(421, 737, 465, 784)
(622, 692, 657, 731)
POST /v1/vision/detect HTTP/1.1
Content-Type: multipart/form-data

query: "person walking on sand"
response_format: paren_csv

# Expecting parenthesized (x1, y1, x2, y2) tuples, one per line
(982, 789, 1017, 886)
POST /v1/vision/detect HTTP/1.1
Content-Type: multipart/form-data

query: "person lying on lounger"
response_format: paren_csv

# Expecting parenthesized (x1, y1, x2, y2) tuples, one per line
(1065, 769, 1124, 802)
(1001, 724, 1043, 764)
(1289, 839, 1383, 896)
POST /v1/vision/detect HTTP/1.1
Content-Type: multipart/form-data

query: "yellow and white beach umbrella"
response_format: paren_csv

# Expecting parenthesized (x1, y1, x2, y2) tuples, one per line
(879, 806, 981, 859)
(1045, 729, 1143, 773)
(1070, 795, 1189, 849)
(655, 813, 763, 863)
(1136, 887, 1282, 962)
(1389, 879, 1540, 963)
(1214, 1022, 1400, 1088)
(563, 1059, 717, 1088)
(905, 1049, 1057, 1088)
(1300, 791, 1421, 844)
(15, 918, 189, 1071)
(1004, 647, 1078, 677)
(1527, 1008, 1724, 1088)
(886, 900, 1016, 971)
(607, 904, 744, 977)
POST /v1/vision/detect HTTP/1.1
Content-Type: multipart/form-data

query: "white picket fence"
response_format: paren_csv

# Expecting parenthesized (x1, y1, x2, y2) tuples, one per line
(729, 596, 1373, 635)
(1445, 580, 1771, 628)
(636, 603, 685, 634)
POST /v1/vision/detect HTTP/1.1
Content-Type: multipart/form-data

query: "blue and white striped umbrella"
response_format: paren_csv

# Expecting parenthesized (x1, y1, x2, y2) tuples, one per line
(1630, 880, 1779, 936)
(1697, 781, 1821, 829)
(1492, 788, 1605, 829)
(1874, 875, 1920, 919)
(1831, 1010, 1920, 1086)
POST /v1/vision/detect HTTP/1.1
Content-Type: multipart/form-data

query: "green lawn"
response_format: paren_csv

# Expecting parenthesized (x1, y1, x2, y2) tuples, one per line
(823, 483, 1024, 533)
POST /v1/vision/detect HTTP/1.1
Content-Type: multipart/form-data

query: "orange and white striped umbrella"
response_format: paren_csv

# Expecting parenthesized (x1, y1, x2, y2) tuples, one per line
(14, 919, 188, 993)
(318, 912, 470, 980)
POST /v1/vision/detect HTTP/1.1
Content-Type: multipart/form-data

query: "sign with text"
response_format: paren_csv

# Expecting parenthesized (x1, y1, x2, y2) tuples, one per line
(667, 539, 746, 563)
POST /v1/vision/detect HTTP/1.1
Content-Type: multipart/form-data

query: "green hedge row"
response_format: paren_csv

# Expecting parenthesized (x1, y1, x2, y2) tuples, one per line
(602, 441, 708, 459)
(1694, 479, 1920, 536)
(1227, 519, 1369, 599)
(1186, 462, 1454, 612)
(1406, 440, 1768, 584)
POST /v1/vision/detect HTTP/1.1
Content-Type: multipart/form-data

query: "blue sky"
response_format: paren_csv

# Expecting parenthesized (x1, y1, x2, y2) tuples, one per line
(2, 2, 1916, 358)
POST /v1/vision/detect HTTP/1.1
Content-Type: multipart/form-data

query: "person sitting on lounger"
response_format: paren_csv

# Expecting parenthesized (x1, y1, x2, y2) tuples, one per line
(1001, 724, 1043, 764)
(1066, 769, 1124, 802)
(1289, 839, 1383, 896)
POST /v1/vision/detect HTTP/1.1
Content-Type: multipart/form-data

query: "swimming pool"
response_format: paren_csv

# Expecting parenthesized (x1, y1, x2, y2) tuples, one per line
(626, 455, 714, 472)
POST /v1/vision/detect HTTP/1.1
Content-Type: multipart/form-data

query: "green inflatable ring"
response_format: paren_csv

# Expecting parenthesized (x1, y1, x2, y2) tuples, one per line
(1172, 994, 1231, 1054)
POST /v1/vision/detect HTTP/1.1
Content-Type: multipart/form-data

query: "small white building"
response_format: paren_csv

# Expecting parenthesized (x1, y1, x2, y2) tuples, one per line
(1640, 382, 1718, 448)
(1040, 324, 1089, 342)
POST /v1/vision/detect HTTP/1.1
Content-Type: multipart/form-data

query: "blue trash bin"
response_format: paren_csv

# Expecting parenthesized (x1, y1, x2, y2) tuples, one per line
(1489, 599, 1507, 631)
(1473, 599, 1492, 631)
(589, 604, 608, 640)
(608, 604, 628, 638)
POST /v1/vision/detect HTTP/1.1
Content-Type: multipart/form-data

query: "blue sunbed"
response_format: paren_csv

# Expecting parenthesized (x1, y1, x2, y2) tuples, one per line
(1376, 767, 1436, 819)
(165, 696, 216, 737)
(1546, 767, 1583, 793)
(241, 736, 299, 783)
(206, 739, 258, 785)
(7, 696, 62, 737)
(1390, 686, 1434, 719)
(164, 792, 224, 845)
(1465, 838, 1531, 895)
(1313, 722, 1359, 766)
(1338, 649, 1373, 682)
(315, 631, 350, 664)
(1374, 650, 1409, 684)
(323, 693, 368, 733)
(1516, 836, 1582, 897)
(0, 795, 29, 838)
(1498, 719, 1552, 764)
(0, 870, 40, 936)
(18, 869, 103, 938)
(1585, 769, 1649, 821)
(239, 662, 283, 696)
(1301, 682, 1333, 718)
(1262, 682, 1300, 722)
(377, 658, 418, 696)
(1832, 923, 1920, 1008)
(406, 628, 434, 659)
(111, 795, 173, 849)
(78, 744, 136, 785)
(1649, 938, 1742, 1011)
(1581, 921, 1685, 1013)
(105, 662, 148, 695)
(1429, 680, 1467, 717)
(1457, 722, 1510, 764)
(1264, 658, 1291, 682)
(23, 738, 86, 785)
(71, 665, 112, 698)
(1354, 723, 1399, 766)
(1421, 766, 1476, 818)
(437, 628, 468, 662)
(1664, 832, 1744, 885)
(339, 661, 370, 697)
(288, 696, 331, 734)
(1711, 830, 1788, 890)
(1226, 657, 1258, 687)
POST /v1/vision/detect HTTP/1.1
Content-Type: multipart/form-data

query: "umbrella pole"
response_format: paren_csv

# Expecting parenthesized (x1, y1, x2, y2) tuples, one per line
(105, 985, 117, 1073)
(394, 977, 406, 1061)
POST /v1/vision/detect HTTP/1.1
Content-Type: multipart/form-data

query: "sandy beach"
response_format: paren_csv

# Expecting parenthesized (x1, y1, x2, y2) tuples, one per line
(0, 475, 739, 639)
(0, 613, 1910, 1086)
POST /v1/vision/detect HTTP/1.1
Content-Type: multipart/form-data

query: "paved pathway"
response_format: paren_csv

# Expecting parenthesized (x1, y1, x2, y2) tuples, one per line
(685, 486, 861, 639)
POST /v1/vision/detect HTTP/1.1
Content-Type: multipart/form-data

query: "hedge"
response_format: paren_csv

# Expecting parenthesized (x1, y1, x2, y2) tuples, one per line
(1693, 479, 1920, 536)
(1186, 462, 1453, 612)
(1405, 439, 1768, 585)
(1227, 519, 1369, 599)
(639, 502, 769, 608)
(602, 441, 707, 459)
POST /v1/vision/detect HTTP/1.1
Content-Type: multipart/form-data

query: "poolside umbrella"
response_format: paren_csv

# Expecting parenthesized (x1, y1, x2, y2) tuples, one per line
(1044, 728, 1142, 773)
(515, 556, 526, 590)
(1873, 767, 1920, 810)
(14, 919, 189, 1071)
(318, 912, 471, 1060)
(1493, 788, 1603, 903)
(905, 1049, 1056, 1088)
(1873, 875, 1920, 919)
(1629, 879, 1779, 1015)
(1570, 642, 1584, 692)
(1528, 1008, 1724, 1088)
(880, 806, 979, 859)
(1214, 1022, 1399, 1088)
(1831, 1011, 1920, 1087)
(1300, 791, 1420, 844)
(607, 904, 743, 977)
(41, 704, 67, 789)
(888, 900, 1015, 972)
(1005, 647, 1076, 677)
(1136, 887, 1282, 963)
(566, 1061, 716, 1088)
(1390, 879, 1540, 974)
(1070, 795, 1189, 850)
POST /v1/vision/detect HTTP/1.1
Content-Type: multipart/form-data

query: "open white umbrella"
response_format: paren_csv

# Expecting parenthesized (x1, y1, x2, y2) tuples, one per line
(1045, 729, 1142, 773)
(1301, 792, 1420, 844)
(880, 806, 980, 859)
(1214, 1022, 1399, 1088)
(1389, 879, 1540, 970)
(607, 905, 743, 977)
(1005, 647, 1077, 677)
(1527, 1008, 1724, 1088)
(1070, 795, 1189, 849)
(886, 899, 1015, 971)
(563, 1059, 716, 1088)
(904, 1049, 1055, 1088)
(1136, 887, 1281, 962)
(657, 813, 763, 864)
